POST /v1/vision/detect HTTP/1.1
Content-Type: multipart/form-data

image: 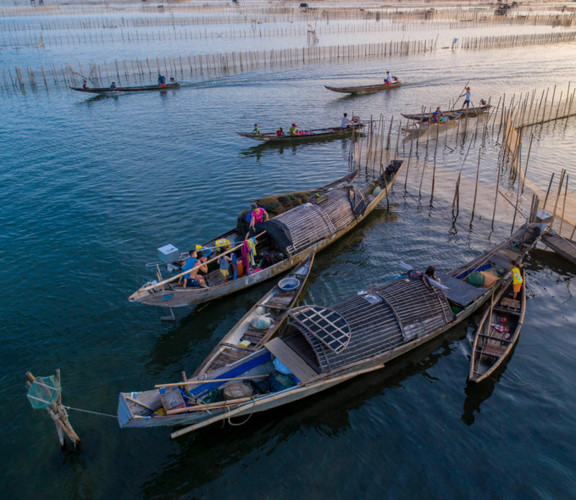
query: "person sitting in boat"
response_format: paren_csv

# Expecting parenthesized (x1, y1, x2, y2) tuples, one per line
(276, 127, 285, 136)
(252, 124, 260, 135)
(430, 107, 444, 124)
(510, 260, 523, 300)
(246, 203, 269, 239)
(218, 248, 232, 280)
(169, 77, 175, 84)
(82, 80, 88, 89)
(110, 82, 117, 89)
(384, 71, 392, 85)
(158, 74, 167, 88)
(341, 113, 351, 129)
(289, 123, 300, 135)
(179, 249, 208, 288)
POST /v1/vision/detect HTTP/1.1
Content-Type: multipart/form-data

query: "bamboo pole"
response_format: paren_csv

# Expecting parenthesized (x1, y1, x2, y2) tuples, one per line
(542, 172, 555, 211)
(139, 231, 266, 292)
(559, 174, 569, 235)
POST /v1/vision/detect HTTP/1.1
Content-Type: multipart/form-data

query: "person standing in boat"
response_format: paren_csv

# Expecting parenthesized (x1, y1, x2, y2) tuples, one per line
(510, 260, 523, 300)
(246, 203, 269, 239)
(158, 74, 167, 88)
(460, 87, 471, 110)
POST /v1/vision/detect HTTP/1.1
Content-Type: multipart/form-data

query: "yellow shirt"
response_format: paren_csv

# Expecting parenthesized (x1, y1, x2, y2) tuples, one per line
(512, 267, 522, 285)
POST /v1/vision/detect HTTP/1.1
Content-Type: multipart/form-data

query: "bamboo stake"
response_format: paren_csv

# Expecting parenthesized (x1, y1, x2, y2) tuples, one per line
(542, 172, 555, 211)
(470, 149, 481, 225)
(559, 174, 569, 235)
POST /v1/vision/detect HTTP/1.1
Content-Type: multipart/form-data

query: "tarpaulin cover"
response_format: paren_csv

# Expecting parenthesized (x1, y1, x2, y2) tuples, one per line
(254, 220, 293, 254)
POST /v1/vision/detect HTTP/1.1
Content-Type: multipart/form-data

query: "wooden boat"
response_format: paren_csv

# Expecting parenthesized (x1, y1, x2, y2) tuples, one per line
(401, 104, 492, 122)
(468, 270, 526, 383)
(541, 230, 576, 267)
(128, 164, 403, 309)
(193, 252, 315, 377)
(118, 222, 546, 434)
(69, 83, 180, 94)
(237, 124, 364, 143)
(402, 113, 462, 132)
(324, 80, 402, 95)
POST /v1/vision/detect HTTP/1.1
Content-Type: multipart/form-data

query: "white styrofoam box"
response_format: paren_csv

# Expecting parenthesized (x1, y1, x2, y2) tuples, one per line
(158, 244, 180, 264)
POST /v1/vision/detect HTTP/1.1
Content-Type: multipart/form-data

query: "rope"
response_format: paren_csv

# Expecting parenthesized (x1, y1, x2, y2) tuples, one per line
(226, 399, 255, 427)
(63, 405, 117, 418)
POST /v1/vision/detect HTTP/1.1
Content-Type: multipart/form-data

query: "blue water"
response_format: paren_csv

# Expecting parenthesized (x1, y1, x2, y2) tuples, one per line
(1, 20, 576, 498)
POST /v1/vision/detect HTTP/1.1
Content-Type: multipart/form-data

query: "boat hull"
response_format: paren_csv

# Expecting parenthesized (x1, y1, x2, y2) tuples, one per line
(70, 83, 180, 94)
(401, 104, 492, 122)
(237, 124, 364, 143)
(324, 81, 402, 94)
(468, 273, 526, 383)
(129, 166, 403, 308)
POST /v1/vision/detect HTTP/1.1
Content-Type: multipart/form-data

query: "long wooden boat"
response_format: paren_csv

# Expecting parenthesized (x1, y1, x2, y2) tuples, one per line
(193, 252, 315, 377)
(324, 81, 402, 94)
(118, 222, 546, 434)
(401, 104, 492, 122)
(128, 164, 403, 309)
(237, 124, 364, 143)
(541, 231, 576, 266)
(402, 113, 462, 132)
(469, 270, 526, 383)
(69, 83, 180, 94)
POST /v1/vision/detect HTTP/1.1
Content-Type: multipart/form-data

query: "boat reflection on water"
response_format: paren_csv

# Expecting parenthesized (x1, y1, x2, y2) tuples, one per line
(239, 136, 355, 160)
(461, 370, 503, 426)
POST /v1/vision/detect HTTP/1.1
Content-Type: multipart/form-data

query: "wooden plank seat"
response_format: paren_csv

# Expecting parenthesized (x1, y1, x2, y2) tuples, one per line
(500, 297, 521, 310)
(481, 344, 506, 358)
(221, 343, 257, 352)
(260, 303, 291, 311)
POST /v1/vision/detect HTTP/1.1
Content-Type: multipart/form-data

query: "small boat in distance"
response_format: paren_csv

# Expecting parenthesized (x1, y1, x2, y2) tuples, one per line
(469, 270, 526, 383)
(324, 80, 402, 95)
(402, 113, 462, 133)
(237, 124, 364, 143)
(193, 252, 315, 377)
(69, 83, 180, 94)
(118, 223, 545, 435)
(401, 104, 492, 122)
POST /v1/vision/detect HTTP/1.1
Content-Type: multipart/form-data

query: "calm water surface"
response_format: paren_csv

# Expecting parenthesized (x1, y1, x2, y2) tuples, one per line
(1, 38, 576, 498)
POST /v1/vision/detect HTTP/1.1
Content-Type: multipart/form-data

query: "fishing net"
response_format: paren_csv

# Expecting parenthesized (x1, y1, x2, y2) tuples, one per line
(26, 376, 61, 409)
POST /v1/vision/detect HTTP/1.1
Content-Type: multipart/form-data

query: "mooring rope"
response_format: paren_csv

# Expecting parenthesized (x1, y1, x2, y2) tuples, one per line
(63, 405, 117, 418)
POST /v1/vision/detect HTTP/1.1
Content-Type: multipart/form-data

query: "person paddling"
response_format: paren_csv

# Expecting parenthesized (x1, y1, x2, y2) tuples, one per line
(460, 87, 471, 110)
